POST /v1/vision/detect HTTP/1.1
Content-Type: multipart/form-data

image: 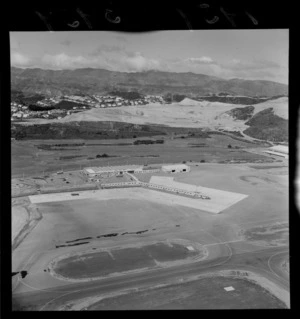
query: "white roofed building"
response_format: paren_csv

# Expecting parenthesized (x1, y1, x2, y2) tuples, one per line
(84, 165, 144, 176)
(162, 164, 190, 173)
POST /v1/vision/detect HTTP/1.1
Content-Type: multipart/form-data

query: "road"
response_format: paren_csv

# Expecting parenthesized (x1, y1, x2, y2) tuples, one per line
(12, 243, 289, 310)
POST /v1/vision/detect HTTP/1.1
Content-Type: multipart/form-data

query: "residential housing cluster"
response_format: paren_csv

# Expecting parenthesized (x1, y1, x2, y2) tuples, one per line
(11, 101, 69, 121)
(92, 95, 164, 108)
(11, 94, 165, 121)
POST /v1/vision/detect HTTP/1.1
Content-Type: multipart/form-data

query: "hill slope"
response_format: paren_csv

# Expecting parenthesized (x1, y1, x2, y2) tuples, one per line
(243, 108, 288, 142)
(11, 67, 288, 97)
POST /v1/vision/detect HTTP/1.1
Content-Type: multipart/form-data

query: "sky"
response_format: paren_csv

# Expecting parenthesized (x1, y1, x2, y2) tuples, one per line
(10, 30, 288, 84)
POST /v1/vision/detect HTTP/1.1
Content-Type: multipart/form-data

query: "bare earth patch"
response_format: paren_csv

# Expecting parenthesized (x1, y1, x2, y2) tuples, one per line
(12, 202, 43, 251)
(12, 205, 29, 243)
(238, 223, 289, 247)
(59, 269, 288, 310)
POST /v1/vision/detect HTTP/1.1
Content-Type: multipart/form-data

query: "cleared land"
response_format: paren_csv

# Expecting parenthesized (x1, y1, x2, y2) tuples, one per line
(19, 98, 288, 132)
(11, 134, 277, 178)
(12, 162, 289, 310)
(149, 176, 247, 213)
(83, 275, 286, 310)
(12, 206, 28, 242)
(28, 184, 247, 214)
(239, 222, 289, 247)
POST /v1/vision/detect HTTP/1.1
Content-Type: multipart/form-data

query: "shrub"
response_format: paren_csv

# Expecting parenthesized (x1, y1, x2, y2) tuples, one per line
(200, 160, 205, 163)
(28, 104, 56, 111)
(96, 153, 109, 158)
(227, 144, 232, 148)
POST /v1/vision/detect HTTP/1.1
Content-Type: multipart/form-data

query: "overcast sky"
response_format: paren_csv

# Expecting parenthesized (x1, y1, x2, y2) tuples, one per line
(10, 30, 288, 84)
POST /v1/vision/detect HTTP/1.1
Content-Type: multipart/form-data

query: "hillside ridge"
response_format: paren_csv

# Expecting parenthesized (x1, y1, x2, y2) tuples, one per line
(11, 67, 288, 97)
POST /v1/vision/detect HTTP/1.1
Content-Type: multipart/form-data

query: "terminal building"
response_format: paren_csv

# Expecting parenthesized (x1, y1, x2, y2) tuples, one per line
(83, 165, 144, 177)
(161, 164, 190, 173)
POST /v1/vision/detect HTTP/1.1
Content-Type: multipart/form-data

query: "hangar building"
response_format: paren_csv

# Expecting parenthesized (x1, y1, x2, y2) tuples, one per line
(84, 165, 143, 176)
(162, 164, 190, 173)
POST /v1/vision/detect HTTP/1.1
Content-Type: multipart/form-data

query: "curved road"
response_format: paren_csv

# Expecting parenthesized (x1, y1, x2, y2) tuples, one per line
(12, 243, 289, 310)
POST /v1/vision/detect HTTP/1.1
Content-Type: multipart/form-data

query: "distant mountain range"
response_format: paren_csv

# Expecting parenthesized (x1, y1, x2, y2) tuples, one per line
(11, 67, 288, 97)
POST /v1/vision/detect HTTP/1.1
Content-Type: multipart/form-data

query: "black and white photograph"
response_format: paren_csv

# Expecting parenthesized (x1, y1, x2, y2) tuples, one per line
(10, 28, 289, 310)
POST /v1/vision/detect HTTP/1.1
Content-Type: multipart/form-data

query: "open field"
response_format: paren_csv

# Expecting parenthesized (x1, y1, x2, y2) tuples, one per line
(148, 175, 248, 213)
(12, 206, 28, 243)
(239, 222, 289, 247)
(28, 185, 247, 214)
(82, 274, 286, 310)
(12, 162, 289, 310)
(50, 240, 203, 282)
(11, 135, 279, 178)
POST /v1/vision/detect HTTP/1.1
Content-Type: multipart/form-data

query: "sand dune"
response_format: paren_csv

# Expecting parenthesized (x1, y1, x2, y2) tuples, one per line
(23, 98, 288, 132)
(252, 97, 288, 119)
(60, 100, 247, 130)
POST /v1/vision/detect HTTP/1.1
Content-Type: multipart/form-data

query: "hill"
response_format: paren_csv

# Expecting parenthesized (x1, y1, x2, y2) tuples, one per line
(243, 108, 288, 142)
(11, 67, 288, 97)
(225, 106, 255, 121)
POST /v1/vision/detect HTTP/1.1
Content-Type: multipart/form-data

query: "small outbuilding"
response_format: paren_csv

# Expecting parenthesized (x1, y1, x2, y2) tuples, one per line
(162, 164, 190, 173)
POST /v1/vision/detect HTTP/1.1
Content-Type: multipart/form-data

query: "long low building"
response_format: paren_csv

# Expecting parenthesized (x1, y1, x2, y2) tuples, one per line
(84, 165, 144, 176)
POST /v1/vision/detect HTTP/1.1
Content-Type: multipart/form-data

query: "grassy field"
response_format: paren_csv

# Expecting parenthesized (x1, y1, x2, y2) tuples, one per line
(11, 135, 277, 178)
(87, 276, 287, 309)
(53, 241, 199, 280)
(239, 223, 289, 247)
